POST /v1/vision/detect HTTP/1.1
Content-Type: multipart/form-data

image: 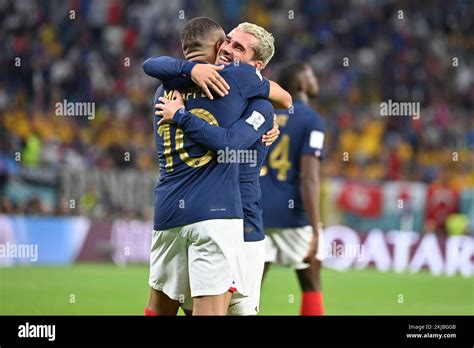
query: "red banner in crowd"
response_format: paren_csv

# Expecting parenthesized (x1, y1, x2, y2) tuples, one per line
(337, 183, 382, 218)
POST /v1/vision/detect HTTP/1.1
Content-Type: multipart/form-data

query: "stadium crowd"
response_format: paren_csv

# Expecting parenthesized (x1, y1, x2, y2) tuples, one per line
(1, 0, 472, 217)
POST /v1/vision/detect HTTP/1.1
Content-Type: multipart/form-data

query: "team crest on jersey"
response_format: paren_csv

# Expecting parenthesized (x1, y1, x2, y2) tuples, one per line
(246, 111, 265, 130)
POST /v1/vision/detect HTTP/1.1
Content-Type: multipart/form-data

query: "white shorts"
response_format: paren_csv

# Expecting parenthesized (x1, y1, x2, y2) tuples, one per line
(181, 239, 265, 315)
(149, 219, 247, 305)
(227, 239, 265, 316)
(265, 225, 324, 270)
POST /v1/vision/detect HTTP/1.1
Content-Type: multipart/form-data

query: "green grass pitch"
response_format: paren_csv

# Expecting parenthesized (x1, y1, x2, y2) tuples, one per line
(0, 264, 472, 315)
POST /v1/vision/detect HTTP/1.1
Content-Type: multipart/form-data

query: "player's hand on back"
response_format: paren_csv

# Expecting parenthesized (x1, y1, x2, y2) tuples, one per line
(262, 114, 280, 146)
(191, 64, 230, 100)
(155, 91, 185, 125)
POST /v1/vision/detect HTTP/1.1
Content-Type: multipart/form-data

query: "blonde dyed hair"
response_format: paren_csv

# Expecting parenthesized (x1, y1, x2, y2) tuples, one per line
(237, 22, 275, 68)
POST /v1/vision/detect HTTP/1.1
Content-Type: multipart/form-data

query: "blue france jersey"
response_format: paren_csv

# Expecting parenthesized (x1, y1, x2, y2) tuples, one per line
(171, 97, 274, 241)
(150, 64, 270, 230)
(260, 100, 325, 228)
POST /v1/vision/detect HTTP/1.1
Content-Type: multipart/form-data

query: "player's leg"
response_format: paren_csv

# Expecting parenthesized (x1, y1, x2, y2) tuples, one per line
(296, 259, 324, 315)
(145, 288, 180, 316)
(193, 292, 233, 315)
(296, 259, 322, 291)
(264, 226, 325, 315)
(228, 239, 265, 316)
(294, 226, 325, 315)
(147, 228, 191, 316)
(186, 219, 247, 316)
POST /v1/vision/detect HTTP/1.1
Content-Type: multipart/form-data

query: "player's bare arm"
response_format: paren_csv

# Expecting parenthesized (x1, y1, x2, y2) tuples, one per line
(300, 155, 322, 264)
(268, 80, 292, 109)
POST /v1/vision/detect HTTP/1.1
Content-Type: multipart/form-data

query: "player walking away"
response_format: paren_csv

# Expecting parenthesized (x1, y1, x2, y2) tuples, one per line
(260, 61, 326, 315)
(143, 18, 288, 316)
(151, 22, 287, 316)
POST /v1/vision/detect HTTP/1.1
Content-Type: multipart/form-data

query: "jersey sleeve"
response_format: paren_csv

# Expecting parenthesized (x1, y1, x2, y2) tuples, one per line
(143, 56, 196, 81)
(222, 64, 270, 100)
(301, 112, 325, 159)
(173, 98, 274, 151)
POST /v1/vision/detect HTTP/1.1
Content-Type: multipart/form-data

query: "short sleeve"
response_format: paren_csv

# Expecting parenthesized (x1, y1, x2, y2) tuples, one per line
(301, 112, 325, 159)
